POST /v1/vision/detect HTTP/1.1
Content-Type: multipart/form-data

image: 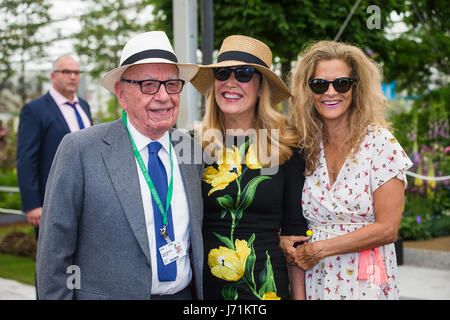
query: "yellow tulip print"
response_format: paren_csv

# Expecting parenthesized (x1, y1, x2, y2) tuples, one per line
(202, 165, 220, 184)
(203, 141, 278, 300)
(262, 291, 281, 300)
(208, 239, 251, 281)
(202, 146, 242, 196)
(245, 143, 263, 169)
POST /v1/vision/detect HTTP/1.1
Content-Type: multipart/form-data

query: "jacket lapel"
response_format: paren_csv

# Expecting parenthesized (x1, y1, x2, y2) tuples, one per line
(171, 129, 204, 298)
(170, 129, 201, 234)
(44, 92, 71, 133)
(100, 120, 151, 264)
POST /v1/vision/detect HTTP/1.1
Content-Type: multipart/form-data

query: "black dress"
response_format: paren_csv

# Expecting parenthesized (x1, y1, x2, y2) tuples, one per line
(201, 136, 308, 300)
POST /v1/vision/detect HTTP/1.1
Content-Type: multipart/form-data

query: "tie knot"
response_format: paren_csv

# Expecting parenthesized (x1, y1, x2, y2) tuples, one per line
(65, 101, 77, 108)
(148, 141, 163, 154)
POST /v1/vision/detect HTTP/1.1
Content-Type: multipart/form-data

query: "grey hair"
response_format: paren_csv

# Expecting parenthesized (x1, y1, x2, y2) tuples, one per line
(52, 55, 78, 71)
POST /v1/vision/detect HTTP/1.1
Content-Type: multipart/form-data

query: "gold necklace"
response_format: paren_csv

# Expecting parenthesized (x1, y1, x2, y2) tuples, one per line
(329, 164, 337, 180)
(324, 146, 347, 182)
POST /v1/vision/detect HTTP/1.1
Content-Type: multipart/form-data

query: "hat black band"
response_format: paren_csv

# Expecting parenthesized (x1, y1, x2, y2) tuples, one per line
(217, 51, 268, 68)
(120, 49, 178, 66)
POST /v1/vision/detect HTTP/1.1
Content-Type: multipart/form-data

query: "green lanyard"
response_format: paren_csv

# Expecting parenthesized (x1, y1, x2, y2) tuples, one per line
(122, 111, 174, 227)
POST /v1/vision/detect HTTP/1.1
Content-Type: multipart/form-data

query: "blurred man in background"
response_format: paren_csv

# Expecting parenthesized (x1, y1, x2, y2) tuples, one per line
(16, 55, 92, 240)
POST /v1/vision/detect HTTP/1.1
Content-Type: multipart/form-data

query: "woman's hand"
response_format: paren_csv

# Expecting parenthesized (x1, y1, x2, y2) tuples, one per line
(279, 235, 310, 265)
(293, 241, 322, 271)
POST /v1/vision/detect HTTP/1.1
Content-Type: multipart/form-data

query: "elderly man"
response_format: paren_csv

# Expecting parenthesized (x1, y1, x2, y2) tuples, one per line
(17, 56, 92, 239)
(36, 31, 203, 300)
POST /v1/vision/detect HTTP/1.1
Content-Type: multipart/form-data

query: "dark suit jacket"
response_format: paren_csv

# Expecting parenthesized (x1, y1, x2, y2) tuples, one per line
(16, 92, 92, 212)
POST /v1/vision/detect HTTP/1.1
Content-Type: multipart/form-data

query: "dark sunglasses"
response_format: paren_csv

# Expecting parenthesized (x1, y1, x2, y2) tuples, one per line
(308, 77, 356, 94)
(213, 67, 261, 82)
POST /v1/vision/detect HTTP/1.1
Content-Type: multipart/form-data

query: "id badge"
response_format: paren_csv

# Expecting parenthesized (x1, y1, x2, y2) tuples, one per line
(159, 240, 186, 266)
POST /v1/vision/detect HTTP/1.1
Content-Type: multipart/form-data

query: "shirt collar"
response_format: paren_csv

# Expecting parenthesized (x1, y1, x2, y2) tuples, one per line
(49, 86, 79, 106)
(126, 117, 171, 155)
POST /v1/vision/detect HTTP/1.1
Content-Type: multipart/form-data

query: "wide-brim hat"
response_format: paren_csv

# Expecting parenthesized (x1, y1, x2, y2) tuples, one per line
(191, 35, 291, 105)
(101, 31, 199, 93)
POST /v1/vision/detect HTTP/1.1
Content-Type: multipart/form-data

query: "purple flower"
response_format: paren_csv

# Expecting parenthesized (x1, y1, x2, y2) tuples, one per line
(365, 48, 374, 56)
(416, 215, 422, 224)
(411, 152, 421, 167)
(407, 132, 417, 142)
(445, 146, 450, 155)
(441, 121, 449, 138)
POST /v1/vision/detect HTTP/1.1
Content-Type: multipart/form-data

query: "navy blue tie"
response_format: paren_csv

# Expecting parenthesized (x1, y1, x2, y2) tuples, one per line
(148, 142, 177, 281)
(65, 102, 85, 130)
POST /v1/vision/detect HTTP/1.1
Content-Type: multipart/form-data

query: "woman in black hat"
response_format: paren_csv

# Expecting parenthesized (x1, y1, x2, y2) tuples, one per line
(191, 35, 309, 300)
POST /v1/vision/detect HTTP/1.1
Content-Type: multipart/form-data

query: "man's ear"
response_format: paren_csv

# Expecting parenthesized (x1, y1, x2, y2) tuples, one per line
(114, 81, 126, 110)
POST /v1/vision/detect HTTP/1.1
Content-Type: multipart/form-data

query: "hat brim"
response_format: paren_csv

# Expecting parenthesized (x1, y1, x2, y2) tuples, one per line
(191, 60, 291, 106)
(101, 59, 199, 93)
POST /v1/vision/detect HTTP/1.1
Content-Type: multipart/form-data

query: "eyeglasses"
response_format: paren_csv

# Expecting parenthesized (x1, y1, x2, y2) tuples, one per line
(54, 69, 83, 76)
(213, 67, 261, 82)
(120, 78, 185, 95)
(308, 77, 356, 94)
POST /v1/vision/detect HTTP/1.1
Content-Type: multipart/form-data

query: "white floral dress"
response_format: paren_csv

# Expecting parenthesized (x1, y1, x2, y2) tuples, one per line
(302, 126, 413, 300)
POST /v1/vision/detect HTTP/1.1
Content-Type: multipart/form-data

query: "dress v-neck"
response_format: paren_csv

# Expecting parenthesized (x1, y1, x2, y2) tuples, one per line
(320, 140, 347, 189)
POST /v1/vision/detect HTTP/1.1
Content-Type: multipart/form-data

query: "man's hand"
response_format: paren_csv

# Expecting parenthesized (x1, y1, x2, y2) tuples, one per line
(26, 207, 42, 227)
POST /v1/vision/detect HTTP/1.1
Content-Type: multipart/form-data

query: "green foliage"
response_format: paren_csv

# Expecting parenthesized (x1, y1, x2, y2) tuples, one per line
(0, 123, 21, 211)
(400, 189, 450, 241)
(0, 0, 52, 101)
(212, 0, 404, 63)
(150, 0, 404, 78)
(0, 122, 22, 211)
(0, 169, 22, 211)
(72, 0, 155, 116)
(92, 97, 121, 123)
(389, 87, 449, 170)
(388, 87, 449, 240)
(0, 253, 36, 286)
(430, 214, 450, 238)
(400, 193, 433, 240)
(0, 225, 34, 242)
(149, 0, 448, 97)
(0, 231, 37, 260)
(73, 0, 154, 80)
(0, 120, 17, 170)
(384, 0, 450, 95)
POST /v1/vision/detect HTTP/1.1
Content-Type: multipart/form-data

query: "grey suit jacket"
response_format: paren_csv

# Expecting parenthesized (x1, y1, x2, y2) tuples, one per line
(36, 119, 204, 299)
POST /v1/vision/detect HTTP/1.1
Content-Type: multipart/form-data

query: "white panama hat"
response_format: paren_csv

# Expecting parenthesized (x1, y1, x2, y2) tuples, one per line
(101, 31, 199, 93)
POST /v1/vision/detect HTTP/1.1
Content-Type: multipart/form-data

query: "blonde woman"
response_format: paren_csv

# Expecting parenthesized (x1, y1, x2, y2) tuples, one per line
(191, 35, 309, 300)
(282, 40, 413, 300)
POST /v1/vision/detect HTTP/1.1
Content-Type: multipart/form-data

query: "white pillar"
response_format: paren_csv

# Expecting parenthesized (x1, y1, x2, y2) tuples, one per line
(173, 0, 199, 129)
